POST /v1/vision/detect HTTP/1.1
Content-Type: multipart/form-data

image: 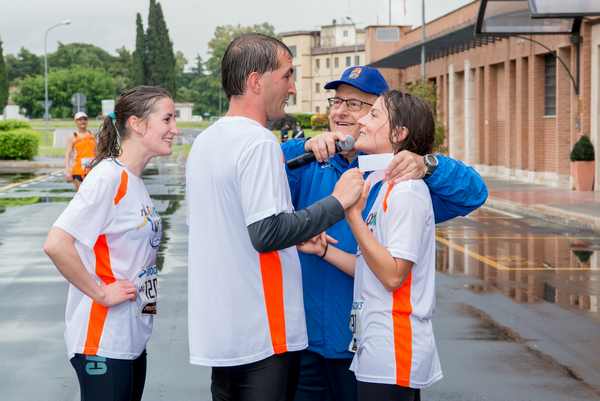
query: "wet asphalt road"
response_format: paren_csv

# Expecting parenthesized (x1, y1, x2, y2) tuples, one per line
(1, 155, 599, 401)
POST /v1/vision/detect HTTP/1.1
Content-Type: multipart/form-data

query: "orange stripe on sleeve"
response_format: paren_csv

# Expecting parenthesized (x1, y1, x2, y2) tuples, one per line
(113, 170, 128, 205)
(259, 251, 288, 354)
(83, 234, 116, 355)
(382, 183, 395, 212)
(392, 272, 413, 387)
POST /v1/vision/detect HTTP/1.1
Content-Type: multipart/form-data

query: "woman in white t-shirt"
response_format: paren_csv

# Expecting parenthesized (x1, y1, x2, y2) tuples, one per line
(44, 86, 179, 401)
(300, 91, 441, 401)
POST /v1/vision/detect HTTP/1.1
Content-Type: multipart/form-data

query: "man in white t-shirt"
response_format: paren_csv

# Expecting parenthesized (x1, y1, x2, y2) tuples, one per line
(186, 33, 364, 401)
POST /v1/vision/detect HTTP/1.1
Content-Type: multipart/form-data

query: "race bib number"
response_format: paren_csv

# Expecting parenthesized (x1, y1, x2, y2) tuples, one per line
(348, 300, 364, 353)
(136, 265, 158, 315)
(81, 158, 93, 169)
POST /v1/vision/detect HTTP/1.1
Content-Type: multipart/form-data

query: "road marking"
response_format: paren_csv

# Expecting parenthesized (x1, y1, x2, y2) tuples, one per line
(436, 236, 511, 271)
(438, 235, 600, 241)
(0, 173, 52, 192)
(436, 236, 599, 272)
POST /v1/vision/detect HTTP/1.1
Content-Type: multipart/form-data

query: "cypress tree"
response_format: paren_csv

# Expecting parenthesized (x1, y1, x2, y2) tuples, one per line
(132, 13, 146, 86)
(0, 37, 8, 111)
(145, 1, 176, 95)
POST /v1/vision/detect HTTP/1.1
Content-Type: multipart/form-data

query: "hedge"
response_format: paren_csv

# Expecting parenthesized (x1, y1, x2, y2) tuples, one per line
(291, 113, 313, 129)
(310, 114, 329, 130)
(0, 129, 40, 160)
(0, 120, 32, 131)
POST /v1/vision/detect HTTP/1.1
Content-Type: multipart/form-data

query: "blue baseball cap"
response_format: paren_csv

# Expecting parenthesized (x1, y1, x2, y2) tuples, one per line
(324, 66, 389, 96)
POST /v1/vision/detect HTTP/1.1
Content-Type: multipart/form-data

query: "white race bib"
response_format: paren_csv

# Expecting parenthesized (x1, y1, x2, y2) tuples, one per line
(348, 300, 364, 353)
(136, 265, 158, 315)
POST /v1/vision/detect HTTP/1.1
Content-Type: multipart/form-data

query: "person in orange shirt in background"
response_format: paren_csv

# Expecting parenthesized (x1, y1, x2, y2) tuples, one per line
(65, 111, 96, 190)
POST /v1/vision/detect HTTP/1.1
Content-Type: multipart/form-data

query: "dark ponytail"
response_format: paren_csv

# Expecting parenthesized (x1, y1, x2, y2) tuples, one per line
(93, 85, 172, 167)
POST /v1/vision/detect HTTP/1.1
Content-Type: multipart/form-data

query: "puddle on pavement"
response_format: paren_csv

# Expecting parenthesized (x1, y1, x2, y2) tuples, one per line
(437, 208, 600, 320)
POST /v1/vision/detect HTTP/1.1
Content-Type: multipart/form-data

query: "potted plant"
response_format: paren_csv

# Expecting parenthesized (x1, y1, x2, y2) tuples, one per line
(570, 135, 595, 191)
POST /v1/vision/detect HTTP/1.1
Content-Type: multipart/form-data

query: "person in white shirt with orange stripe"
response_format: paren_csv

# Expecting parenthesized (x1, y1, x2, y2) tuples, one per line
(187, 33, 364, 401)
(300, 90, 441, 401)
(44, 86, 179, 401)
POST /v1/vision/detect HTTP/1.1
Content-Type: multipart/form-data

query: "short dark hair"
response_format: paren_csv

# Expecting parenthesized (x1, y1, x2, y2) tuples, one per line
(221, 33, 292, 98)
(383, 90, 435, 156)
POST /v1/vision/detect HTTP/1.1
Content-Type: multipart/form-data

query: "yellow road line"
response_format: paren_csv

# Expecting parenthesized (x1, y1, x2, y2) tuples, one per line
(438, 236, 600, 241)
(0, 174, 52, 192)
(436, 236, 510, 271)
(435, 236, 599, 272)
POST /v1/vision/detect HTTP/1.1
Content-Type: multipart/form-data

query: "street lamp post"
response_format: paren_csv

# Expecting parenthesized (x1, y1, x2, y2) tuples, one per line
(44, 19, 70, 124)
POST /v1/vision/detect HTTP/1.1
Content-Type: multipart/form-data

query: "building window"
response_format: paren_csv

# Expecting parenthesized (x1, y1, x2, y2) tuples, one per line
(175, 110, 181, 118)
(334, 57, 339, 68)
(316, 106, 320, 113)
(326, 58, 330, 68)
(343, 30, 348, 37)
(316, 59, 320, 69)
(289, 94, 297, 106)
(544, 53, 556, 116)
(315, 83, 320, 93)
(375, 27, 400, 42)
(289, 45, 297, 58)
(346, 56, 351, 67)
(355, 55, 360, 65)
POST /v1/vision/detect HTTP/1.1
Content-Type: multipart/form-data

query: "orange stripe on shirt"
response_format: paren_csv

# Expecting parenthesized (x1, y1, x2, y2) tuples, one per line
(382, 183, 395, 212)
(83, 234, 116, 355)
(113, 170, 128, 205)
(393, 271, 413, 387)
(259, 251, 288, 354)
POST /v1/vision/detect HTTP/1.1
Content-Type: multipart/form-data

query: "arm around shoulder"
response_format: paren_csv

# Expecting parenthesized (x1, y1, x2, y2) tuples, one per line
(425, 155, 488, 223)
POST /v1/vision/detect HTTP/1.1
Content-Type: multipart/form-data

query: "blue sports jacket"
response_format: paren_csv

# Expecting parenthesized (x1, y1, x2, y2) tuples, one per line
(282, 139, 488, 359)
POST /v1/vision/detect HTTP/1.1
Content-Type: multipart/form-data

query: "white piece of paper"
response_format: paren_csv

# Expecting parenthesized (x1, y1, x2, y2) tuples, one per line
(358, 154, 393, 172)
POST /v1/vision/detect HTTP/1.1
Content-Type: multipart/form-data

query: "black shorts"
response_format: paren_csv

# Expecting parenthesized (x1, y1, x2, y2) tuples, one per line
(70, 351, 147, 401)
(357, 381, 421, 401)
(72, 175, 83, 182)
(212, 351, 301, 401)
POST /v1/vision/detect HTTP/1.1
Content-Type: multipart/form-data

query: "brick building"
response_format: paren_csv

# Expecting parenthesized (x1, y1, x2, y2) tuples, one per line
(367, 1, 600, 191)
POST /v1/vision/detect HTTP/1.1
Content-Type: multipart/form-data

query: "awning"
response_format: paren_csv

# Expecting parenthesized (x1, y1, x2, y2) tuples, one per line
(371, 23, 496, 69)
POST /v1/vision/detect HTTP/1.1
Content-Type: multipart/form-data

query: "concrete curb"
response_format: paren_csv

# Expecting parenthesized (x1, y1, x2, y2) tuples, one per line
(485, 197, 600, 233)
(0, 159, 63, 173)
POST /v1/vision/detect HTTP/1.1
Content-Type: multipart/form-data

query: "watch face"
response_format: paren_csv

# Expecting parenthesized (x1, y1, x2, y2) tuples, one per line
(425, 154, 438, 168)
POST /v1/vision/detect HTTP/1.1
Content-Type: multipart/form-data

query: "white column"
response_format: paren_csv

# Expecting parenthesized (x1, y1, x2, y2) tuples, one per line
(591, 25, 600, 192)
(448, 64, 456, 158)
(464, 60, 476, 165)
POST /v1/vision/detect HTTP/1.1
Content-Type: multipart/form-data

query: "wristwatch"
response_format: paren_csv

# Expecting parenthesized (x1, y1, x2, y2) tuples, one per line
(423, 154, 438, 178)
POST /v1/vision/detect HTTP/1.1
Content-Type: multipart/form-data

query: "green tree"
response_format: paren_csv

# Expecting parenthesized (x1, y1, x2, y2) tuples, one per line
(5, 47, 42, 82)
(191, 23, 275, 116)
(47, 42, 114, 70)
(145, 0, 176, 95)
(205, 23, 276, 77)
(132, 12, 146, 86)
(111, 47, 133, 92)
(14, 66, 116, 118)
(0, 37, 8, 110)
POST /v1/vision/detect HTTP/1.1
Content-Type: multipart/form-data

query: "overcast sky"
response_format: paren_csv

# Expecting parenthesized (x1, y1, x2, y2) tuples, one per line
(1, 0, 473, 66)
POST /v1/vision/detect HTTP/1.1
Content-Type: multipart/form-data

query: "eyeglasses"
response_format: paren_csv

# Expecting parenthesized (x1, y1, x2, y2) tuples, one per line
(327, 97, 373, 112)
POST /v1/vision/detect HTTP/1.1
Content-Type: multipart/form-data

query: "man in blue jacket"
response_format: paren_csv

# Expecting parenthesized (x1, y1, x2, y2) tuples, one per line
(281, 66, 488, 401)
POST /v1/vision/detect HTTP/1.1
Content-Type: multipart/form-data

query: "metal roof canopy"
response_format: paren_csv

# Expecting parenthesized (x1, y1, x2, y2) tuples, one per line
(371, 24, 479, 69)
(528, 0, 600, 18)
(476, 0, 579, 35)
